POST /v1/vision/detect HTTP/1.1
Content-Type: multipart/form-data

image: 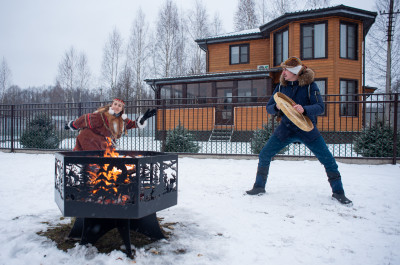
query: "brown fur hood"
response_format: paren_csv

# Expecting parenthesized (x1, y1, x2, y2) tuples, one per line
(280, 67, 315, 87)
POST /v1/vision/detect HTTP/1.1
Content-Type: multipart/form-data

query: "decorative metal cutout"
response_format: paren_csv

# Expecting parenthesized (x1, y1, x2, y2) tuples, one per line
(54, 151, 178, 219)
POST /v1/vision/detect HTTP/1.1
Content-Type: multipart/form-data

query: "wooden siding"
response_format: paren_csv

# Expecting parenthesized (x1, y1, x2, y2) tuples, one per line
(234, 106, 270, 131)
(208, 39, 270, 73)
(233, 106, 362, 132)
(160, 16, 367, 133)
(157, 108, 215, 131)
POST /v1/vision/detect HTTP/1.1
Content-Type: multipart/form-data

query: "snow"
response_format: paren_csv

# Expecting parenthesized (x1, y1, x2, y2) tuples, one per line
(0, 151, 399, 265)
(203, 28, 260, 40)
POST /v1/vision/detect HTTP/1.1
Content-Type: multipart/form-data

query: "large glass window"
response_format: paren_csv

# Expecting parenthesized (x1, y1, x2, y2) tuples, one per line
(187, 83, 212, 104)
(199, 83, 212, 103)
(274, 28, 288, 66)
(301, 22, 327, 59)
(253, 79, 268, 97)
(314, 79, 327, 115)
(230, 44, 249, 64)
(160, 85, 171, 100)
(160, 85, 183, 104)
(238, 80, 255, 103)
(340, 22, 358, 60)
(340, 79, 358, 116)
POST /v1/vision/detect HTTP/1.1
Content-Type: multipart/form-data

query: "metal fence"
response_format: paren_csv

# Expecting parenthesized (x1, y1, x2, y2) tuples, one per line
(0, 93, 399, 163)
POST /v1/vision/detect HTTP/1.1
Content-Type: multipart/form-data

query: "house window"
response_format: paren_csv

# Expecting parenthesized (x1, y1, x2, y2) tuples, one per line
(314, 79, 327, 115)
(340, 79, 358, 116)
(160, 85, 183, 104)
(274, 28, 288, 66)
(238, 80, 256, 102)
(187, 83, 212, 104)
(301, 22, 327, 59)
(230, 44, 249, 64)
(160, 85, 171, 99)
(340, 22, 358, 60)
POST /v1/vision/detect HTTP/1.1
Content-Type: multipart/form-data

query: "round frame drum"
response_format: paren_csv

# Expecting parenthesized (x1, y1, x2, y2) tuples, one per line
(273, 92, 314, 132)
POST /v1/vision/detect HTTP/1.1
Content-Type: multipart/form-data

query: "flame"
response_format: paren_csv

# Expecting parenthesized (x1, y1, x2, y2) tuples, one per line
(85, 137, 135, 204)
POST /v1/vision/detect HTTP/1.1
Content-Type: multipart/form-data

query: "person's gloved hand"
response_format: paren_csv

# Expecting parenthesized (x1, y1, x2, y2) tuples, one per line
(139, 109, 157, 125)
(64, 121, 78, 131)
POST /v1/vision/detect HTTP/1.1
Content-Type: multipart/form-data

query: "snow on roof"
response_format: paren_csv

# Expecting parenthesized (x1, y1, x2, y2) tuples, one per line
(201, 27, 260, 40)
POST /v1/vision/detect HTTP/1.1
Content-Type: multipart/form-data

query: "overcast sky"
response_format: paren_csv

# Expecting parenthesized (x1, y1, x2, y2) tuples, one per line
(0, 0, 376, 89)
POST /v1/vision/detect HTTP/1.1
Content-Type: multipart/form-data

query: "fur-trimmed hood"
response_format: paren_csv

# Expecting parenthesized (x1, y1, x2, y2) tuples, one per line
(280, 67, 315, 87)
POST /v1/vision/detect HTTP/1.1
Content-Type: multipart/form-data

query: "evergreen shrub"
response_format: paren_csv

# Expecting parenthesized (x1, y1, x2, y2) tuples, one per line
(20, 114, 60, 149)
(251, 120, 287, 154)
(353, 120, 400, 157)
(164, 123, 200, 153)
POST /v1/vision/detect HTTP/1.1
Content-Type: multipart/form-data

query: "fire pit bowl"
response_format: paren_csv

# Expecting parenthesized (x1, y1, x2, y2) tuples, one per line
(54, 150, 178, 257)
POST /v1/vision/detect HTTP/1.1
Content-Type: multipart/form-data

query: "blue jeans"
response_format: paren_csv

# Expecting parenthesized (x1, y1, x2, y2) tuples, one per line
(254, 135, 344, 194)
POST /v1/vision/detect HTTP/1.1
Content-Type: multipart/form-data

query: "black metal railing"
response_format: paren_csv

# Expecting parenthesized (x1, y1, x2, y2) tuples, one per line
(1, 93, 399, 163)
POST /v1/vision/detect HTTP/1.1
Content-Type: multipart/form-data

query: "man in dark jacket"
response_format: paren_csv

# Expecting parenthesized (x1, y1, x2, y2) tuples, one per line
(246, 57, 352, 205)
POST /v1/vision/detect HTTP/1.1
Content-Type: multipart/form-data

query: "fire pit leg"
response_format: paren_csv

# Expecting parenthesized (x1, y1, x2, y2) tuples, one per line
(130, 213, 165, 239)
(74, 218, 134, 258)
(67, 214, 164, 258)
(116, 219, 134, 258)
(68, 217, 84, 239)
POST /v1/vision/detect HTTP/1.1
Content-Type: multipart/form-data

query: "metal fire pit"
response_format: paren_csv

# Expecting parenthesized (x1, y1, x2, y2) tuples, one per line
(54, 150, 178, 257)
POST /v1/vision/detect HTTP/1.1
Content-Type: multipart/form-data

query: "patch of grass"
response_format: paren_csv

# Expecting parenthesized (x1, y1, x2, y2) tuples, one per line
(37, 217, 174, 256)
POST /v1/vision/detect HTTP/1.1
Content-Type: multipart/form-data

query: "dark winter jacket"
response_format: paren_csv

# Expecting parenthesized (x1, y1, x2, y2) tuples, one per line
(266, 68, 324, 144)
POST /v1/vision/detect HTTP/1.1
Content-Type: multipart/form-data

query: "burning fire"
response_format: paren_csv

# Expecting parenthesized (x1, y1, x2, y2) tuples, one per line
(86, 138, 136, 204)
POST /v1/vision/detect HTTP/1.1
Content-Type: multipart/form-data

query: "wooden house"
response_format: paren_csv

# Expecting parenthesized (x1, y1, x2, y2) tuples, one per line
(145, 5, 377, 142)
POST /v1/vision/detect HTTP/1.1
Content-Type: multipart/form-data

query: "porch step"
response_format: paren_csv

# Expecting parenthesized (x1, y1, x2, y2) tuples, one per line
(209, 129, 233, 142)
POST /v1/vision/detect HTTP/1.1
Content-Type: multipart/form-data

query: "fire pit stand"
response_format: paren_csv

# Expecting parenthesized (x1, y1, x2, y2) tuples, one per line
(55, 150, 178, 257)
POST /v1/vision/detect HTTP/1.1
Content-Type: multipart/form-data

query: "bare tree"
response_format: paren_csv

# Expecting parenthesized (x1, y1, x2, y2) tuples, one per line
(234, 0, 260, 31)
(127, 8, 149, 102)
(76, 53, 91, 93)
(155, 0, 181, 77)
(366, 0, 400, 92)
(303, 0, 331, 9)
(257, 0, 296, 22)
(174, 7, 189, 76)
(187, 0, 210, 74)
(56, 47, 91, 102)
(211, 12, 225, 36)
(0, 57, 12, 104)
(101, 27, 123, 97)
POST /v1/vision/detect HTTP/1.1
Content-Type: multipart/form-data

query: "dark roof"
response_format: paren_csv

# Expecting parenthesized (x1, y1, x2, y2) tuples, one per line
(196, 29, 263, 51)
(144, 69, 281, 86)
(259, 5, 377, 37)
(196, 5, 377, 50)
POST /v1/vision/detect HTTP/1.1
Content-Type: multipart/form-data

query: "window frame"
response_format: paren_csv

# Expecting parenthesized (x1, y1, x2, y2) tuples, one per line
(340, 21, 358, 60)
(273, 27, 289, 66)
(229, 43, 250, 65)
(300, 21, 328, 60)
(339, 78, 359, 117)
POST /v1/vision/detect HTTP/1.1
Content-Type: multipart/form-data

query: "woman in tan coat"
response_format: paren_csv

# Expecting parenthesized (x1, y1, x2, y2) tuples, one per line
(65, 98, 156, 151)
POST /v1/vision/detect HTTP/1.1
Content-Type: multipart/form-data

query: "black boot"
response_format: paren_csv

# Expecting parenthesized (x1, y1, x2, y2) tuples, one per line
(332, 193, 353, 205)
(246, 185, 266, 195)
(246, 166, 269, 195)
(327, 171, 344, 194)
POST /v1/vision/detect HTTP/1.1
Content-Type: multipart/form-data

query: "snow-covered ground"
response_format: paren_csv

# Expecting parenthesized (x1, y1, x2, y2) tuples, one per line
(0, 151, 399, 265)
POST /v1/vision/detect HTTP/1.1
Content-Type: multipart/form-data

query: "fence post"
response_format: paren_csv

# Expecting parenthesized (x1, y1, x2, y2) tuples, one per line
(393, 93, 398, 165)
(78, 102, 82, 117)
(161, 99, 166, 152)
(10, 105, 14, 152)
